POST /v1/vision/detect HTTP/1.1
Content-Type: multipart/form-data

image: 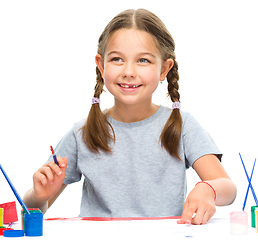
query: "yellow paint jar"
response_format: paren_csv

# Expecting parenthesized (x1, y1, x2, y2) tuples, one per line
(0, 208, 3, 226)
(256, 210, 258, 233)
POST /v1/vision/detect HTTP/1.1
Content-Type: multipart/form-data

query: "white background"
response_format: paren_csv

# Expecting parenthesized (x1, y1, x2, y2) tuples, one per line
(0, 0, 257, 219)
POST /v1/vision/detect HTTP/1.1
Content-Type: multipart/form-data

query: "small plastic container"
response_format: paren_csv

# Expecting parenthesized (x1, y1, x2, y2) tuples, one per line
(0, 201, 18, 224)
(230, 211, 248, 235)
(0, 208, 3, 226)
(251, 206, 258, 228)
(256, 210, 258, 233)
(23, 211, 43, 236)
(21, 208, 41, 230)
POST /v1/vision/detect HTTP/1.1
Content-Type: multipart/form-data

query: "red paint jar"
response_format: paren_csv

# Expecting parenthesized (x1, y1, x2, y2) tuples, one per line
(0, 201, 18, 224)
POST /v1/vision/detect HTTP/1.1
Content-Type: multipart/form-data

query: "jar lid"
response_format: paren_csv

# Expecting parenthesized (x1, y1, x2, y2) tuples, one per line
(21, 208, 41, 214)
(3, 230, 24, 237)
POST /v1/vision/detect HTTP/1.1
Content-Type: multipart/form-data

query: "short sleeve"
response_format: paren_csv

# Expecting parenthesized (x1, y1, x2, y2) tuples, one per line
(47, 126, 82, 185)
(182, 113, 222, 168)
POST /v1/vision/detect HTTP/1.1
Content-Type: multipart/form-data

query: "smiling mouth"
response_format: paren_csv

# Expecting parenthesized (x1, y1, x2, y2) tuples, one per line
(118, 83, 142, 88)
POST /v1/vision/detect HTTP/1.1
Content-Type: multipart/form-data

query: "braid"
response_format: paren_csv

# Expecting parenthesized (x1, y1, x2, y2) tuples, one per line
(160, 59, 183, 159)
(94, 67, 105, 98)
(81, 67, 115, 153)
(167, 60, 180, 102)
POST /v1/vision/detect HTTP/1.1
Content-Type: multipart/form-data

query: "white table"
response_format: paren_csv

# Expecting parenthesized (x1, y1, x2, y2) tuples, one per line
(5, 217, 258, 239)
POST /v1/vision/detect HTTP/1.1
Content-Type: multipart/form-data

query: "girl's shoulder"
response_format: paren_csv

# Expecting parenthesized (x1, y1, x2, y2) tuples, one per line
(68, 118, 86, 135)
(160, 106, 201, 132)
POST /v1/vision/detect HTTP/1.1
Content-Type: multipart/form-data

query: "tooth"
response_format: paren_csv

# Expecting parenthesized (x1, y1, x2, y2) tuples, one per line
(120, 84, 141, 88)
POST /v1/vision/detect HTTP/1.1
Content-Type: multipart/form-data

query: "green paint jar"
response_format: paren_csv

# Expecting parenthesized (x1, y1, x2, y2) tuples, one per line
(251, 206, 258, 228)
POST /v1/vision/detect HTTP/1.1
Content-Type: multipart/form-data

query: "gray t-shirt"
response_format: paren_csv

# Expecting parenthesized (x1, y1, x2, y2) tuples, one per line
(48, 106, 222, 217)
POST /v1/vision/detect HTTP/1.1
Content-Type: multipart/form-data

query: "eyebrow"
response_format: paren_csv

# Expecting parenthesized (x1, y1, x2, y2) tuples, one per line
(106, 51, 120, 57)
(107, 51, 156, 58)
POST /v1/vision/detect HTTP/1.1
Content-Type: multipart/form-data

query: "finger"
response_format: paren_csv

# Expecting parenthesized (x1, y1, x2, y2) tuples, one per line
(44, 157, 67, 181)
(57, 157, 68, 169)
(192, 205, 216, 225)
(33, 171, 46, 185)
(33, 167, 53, 186)
(191, 208, 205, 225)
(177, 219, 191, 224)
(203, 208, 216, 224)
(45, 161, 62, 177)
(177, 202, 195, 224)
(41, 165, 57, 183)
(46, 157, 67, 176)
(56, 157, 68, 177)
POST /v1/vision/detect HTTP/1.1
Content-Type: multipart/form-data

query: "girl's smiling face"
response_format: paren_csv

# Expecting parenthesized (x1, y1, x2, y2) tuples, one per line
(96, 28, 173, 107)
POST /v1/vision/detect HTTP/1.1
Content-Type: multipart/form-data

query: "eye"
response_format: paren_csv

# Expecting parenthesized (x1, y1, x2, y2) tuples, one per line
(111, 57, 123, 62)
(138, 58, 150, 64)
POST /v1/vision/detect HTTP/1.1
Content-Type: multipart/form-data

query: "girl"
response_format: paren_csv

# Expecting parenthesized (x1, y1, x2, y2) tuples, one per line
(23, 9, 236, 225)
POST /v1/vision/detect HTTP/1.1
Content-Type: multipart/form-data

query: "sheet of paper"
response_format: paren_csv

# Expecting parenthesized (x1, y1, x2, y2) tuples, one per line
(8, 217, 258, 239)
(42, 218, 257, 239)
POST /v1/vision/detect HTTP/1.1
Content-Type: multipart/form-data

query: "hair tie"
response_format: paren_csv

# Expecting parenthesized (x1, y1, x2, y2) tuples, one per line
(92, 97, 100, 105)
(172, 102, 181, 110)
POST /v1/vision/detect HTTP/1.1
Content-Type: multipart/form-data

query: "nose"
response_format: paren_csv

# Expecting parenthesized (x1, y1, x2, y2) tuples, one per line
(122, 62, 136, 78)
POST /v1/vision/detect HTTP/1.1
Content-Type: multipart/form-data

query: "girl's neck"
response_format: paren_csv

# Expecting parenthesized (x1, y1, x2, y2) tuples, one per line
(107, 101, 159, 123)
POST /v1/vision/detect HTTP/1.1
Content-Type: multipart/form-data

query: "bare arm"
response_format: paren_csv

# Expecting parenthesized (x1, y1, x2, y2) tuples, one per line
(193, 154, 237, 206)
(178, 154, 237, 225)
(23, 184, 67, 214)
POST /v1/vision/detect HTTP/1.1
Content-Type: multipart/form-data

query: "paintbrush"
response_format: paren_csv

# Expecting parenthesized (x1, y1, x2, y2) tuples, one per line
(0, 164, 30, 214)
(50, 146, 60, 167)
(239, 153, 258, 207)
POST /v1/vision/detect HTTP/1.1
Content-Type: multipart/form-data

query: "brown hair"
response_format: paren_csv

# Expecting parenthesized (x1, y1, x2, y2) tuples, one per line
(81, 9, 182, 158)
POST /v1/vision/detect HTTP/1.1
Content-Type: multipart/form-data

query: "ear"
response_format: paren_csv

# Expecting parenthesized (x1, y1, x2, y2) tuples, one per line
(160, 59, 174, 82)
(95, 54, 105, 76)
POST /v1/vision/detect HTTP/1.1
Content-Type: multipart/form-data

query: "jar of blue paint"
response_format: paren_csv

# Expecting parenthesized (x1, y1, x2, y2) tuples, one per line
(23, 212, 43, 236)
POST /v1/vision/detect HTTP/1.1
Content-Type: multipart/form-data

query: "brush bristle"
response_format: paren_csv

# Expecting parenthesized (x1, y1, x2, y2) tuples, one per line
(50, 145, 54, 155)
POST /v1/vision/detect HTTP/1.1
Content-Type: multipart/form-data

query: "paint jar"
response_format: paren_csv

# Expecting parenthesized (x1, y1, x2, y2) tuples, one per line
(23, 211, 43, 236)
(0, 208, 3, 226)
(230, 211, 248, 235)
(256, 210, 258, 233)
(21, 208, 41, 230)
(0, 201, 18, 224)
(251, 206, 258, 228)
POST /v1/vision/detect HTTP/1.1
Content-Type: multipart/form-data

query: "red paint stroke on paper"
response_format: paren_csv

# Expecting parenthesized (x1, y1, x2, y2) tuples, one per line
(45, 216, 180, 221)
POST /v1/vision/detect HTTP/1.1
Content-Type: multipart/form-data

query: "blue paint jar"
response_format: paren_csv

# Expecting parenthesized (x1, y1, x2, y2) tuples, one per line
(21, 208, 41, 231)
(24, 212, 43, 236)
